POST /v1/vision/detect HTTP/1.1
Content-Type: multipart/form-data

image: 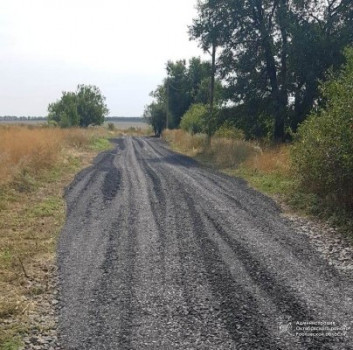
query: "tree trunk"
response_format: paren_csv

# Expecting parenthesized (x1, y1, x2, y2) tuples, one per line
(207, 42, 217, 144)
(256, 3, 285, 142)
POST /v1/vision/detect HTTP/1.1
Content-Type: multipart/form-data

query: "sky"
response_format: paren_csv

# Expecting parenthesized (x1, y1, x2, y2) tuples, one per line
(0, 0, 205, 116)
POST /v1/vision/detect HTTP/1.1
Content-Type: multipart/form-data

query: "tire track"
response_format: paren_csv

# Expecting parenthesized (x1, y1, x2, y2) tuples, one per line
(58, 136, 353, 350)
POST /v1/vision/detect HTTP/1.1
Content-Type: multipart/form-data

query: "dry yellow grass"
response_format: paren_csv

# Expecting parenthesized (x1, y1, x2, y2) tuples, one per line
(162, 129, 207, 156)
(0, 126, 110, 186)
(163, 129, 293, 198)
(162, 129, 260, 167)
(0, 125, 115, 348)
(243, 144, 291, 176)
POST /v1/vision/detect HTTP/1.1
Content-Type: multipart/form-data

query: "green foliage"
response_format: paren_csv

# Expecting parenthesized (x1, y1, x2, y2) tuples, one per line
(48, 85, 109, 128)
(143, 103, 166, 136)
(1, 338, 22, 350)
(180, 104, 207, 134)
(214, 122, 245, 140)
(292, 47, 353, 211)
(90, 138, 112, 151)
(190, 0, 353, 140)
(145, 57, 225, 134)
(217, 105, 274, 140)
(48, 92, 79, 128)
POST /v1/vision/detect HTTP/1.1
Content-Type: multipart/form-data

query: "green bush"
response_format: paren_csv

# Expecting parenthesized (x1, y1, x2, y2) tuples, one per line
(292, 47, 353, 211)
(214, 122, 245, 140)
(48, 84, 109, 128)
(180, 104, 207, 135)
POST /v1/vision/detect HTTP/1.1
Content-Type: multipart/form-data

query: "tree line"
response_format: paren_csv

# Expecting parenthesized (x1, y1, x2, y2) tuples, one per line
(145, 0, 353, 141)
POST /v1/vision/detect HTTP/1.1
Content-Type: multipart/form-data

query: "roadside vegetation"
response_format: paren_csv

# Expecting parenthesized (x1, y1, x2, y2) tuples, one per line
(0, 124, 150, 349)
(162, 47, 353, 237)
(146, 0, 353, 237)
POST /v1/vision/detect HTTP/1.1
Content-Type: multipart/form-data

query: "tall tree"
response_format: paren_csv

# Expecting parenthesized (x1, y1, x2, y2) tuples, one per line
(145, 57, 223, 134)
(190, 0, 353, 140)
(189, 0, 226, 136)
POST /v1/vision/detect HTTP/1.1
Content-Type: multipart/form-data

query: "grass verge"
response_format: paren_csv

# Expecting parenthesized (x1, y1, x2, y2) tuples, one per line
(163, 129, 353, 236)
(0, 125, 131, 349)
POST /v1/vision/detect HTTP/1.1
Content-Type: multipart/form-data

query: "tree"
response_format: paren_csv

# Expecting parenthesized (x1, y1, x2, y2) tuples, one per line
(48, 84, 109, 127)
(189, 0, 226, 136)
(190, 0, 353, 141)
(143, 102, 166, 136)
(145, 57, 224, 135)
(48, 92, 79, 128)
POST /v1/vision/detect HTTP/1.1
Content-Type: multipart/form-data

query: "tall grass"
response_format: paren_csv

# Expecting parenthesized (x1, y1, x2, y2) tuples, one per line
(163, 129, 293, 197)
(0, 126, 107, 186)
(163, 129, 207, 155)
(0, 125, 114, 347)
(243, 144, 290, 176)
(162, 129, 260, 167)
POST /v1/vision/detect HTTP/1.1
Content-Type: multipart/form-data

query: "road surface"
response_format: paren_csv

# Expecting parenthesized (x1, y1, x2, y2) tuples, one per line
(57, 136, 353, 349)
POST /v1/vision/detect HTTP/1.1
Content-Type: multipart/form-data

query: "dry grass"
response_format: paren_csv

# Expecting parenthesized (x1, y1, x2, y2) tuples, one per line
(242, 144, 291, 176)
(0, 124, 153, 348)
(0, 125, 117, 348)
(0, 126, 110, 186)
(205, 137, 260, 168)
(162, 129, 207, 156)
(162, 129, 260, 167)
(163, 129, 293, 197)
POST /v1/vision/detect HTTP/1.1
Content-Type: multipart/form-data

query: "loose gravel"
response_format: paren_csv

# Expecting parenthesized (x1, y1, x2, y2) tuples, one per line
(29, 136, 352, 350)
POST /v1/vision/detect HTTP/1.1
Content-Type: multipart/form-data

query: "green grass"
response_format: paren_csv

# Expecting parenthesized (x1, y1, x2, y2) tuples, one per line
(0, 337, 22, 350)
(90, 137, 113, 151)
(229, 166, 294, 196)
(28, 196, 62, 218)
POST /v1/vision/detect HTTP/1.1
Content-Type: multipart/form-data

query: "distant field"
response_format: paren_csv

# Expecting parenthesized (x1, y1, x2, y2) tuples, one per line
(104, 121, 149, 129)
(0, 119, 45, 125)
(0, 119, 149, 129)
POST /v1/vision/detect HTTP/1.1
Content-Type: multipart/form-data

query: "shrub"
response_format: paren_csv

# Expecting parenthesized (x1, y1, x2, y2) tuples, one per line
(180, 104, 207, 135)
(48, 85, 109, 128)
(107, 122, 115, 131)
(214, 122, 245, 140)
(291, 47, 353, 211)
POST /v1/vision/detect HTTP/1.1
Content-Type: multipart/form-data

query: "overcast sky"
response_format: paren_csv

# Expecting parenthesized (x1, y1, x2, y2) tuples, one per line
(0, 0, 205, 116)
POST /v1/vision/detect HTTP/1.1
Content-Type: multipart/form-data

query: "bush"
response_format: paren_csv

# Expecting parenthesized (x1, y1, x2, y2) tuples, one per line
(214, 122, 245, 140)
(48, 85, 109, 128)
(180, 104, 207, 135)
(107, 122, 115, 131)
(291, 47, 353, 211)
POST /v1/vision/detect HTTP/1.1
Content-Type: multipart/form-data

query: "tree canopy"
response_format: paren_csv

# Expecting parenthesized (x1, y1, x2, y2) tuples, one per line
(189, 0, 353, 140)
(144, 57, 224, 135)
(48, 84, 109, 128)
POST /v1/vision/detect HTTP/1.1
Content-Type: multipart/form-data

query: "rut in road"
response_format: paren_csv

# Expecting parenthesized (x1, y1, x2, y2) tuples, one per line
(58, 136, 353, 350)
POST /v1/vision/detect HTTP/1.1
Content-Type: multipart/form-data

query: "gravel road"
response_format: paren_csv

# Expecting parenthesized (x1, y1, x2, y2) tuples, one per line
(57, 136, 353, 349)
